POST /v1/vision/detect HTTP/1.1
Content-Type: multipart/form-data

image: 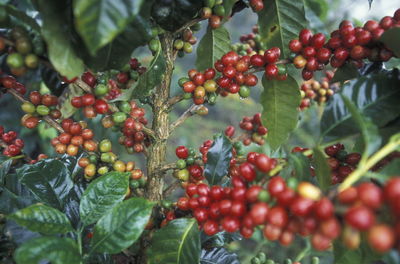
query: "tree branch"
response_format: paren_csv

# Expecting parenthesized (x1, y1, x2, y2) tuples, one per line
(169, 104, 202, 134)
(174, 17, 205, 34)
(7, 89, 64, 133)
(167, 94, 184, 108)
(163, 180, 181, 198)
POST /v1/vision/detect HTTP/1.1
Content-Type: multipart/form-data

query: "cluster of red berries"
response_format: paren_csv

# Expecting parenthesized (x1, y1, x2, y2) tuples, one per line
(289, 8, 400, 80)
(117, 101, 149, 153)
(299, 71, 336, 110)
(50, 119, 97, 156)
(214, 51, 259, 97)
(251, 47, 288, 81)
(233, 113, 267, 146)
(71, 93, 109, 117)
(180, 68, 217, 104)
(0, 74, 27, 96)
(174, 145, 205, 183)
(21, 91, 61, 129)
(175, 152, 278, 237)
(0, 126, 24, 157)
(324, 143, 361, 184)
(338, 179, 400, 253)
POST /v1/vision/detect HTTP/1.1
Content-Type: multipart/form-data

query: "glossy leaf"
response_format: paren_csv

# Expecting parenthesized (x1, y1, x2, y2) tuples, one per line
(196, 26, 231, 71)
(380, 27, 400, 57)
(151, 0, 202, 31)
(204, 135, 233, 185)
(80, 171, 130, 226)
(200, 247, 240, 264)
(35, 0, 84, 79)
(222, 0, 239, 19)
(16, 159, 73, 210)
(82, 4, 153, 71)
(1, 4, 40, 32)
(73, 0, 144, 54)
(90, 198, 154, 253)
(147, 218, 200, 264)
(321, 70, 400, 140)
(341, 95, 381, 157)
(261, 75, 301, 150)
(0, 157, 13, 184)
(258, 0, 307, 56)
(201, 231, 242, 248)
(14, 237, 81, 264)
(331, 63, 360, 83)
(288, 152, 311, 181)
(8, 203, 73, 234)
(312, 147, 331, 191)
(40, 66, 68, 97)
(132, 47, 166, 99)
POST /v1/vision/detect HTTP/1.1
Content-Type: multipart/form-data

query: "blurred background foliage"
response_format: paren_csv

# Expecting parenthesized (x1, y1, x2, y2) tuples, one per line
(0, 0, 398, 263)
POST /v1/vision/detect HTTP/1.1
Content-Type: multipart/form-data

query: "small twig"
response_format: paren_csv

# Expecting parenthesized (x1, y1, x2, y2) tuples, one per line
(7, 89, 64, 132)
(75, 78, 93, 93)
(169, 104, 202, 133)
(174, 17, 205, 34)
(167, 94, 184, 108)
(163, 180, 181, 198)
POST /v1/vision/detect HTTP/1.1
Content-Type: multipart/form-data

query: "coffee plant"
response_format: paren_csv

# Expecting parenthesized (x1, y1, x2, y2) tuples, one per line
(0, 0, 399, 263)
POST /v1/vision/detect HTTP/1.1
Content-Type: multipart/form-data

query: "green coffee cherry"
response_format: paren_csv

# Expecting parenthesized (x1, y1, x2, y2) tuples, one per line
(258, 190, 270, 202)
(266, 260, 275, 264)
(284, 259, 292, 264)
(183, 92, 192, 99)
(112, 111, 127, 123)
(138, 177, 146, 187)
(119, 101, 131, 114)
(239, 85, 251, 98)
(311, 257, 320, 264)
(204, 0, 215, 8)
(251, 257, 261, 264)
(97, 166, 109, 175)
(186, 157, 195, 165)
(174, 39, 184, 50)
(177, 169, 189, 181)
(287, 177, 298, 189)
(277, 64, 287, 75)
(149, 38, 161, 53)
(21, 102, 36, 114)
(161, 200, 172, 208)
(183, 42, 193, 53)
(130, 70, 139, 80)
(99, 139, 112, 152)
(213, 5, 225, 16)
(36, 105, 50, 116)
(94, 84, 108, 96)
(88, 155, 98, 164)
(176, 159, 186, 169)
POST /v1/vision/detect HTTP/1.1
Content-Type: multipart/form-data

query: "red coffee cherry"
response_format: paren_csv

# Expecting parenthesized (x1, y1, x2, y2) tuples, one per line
(175, 145, 189, 159)
(368, 224, 395, 253)
(221, 216, 240, 233)
(314, 197, 334, 220)
(267, 206, 288, 228)
(268, 176, 286, 197)
(239, 162, 256, 182)
(203, 220, 219, 236)
(249, 202, 269, 225)
(345, 205, 375, 231)
(357, 182, 383, 209)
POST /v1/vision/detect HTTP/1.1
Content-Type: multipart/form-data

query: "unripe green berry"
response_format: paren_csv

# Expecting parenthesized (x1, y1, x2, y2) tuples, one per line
(99, 139, 112, 152)
(21, 102, 36, 114)
(176, 159, 187, 169)
(36, 105, 50, 116)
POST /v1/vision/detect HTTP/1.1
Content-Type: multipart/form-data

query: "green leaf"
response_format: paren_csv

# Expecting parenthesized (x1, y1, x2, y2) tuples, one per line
(14, 237, 81, 264)
(321, 70, 400, 140)
(261, 75, 301, 150)
(73, 0, 144, 54)
(287, 152, 311, 181)
(304, 0, 328, 20)
(196, 26, 231, 71)
(341, 95, 381, 157)
(380, 27, 400, 57)
(131, 47, 166, 99)
(79, 171, 130, 226)
(258, 0, 307, 56)
(8, 203, 73, 234)
(200, 247, 239, 264)
(90, 197, 154, 254)
(0, 157, 13, 184)
(201, 231, 242, 248)
(151, 0, 202, 31)
(330, 63, 360, 83)
(222, 0, 238, 20)
(312, 147, 331, 191)
(16, 159, 73, 210)
(1, 4, 40, 32)
(35, 0, 84, 79)
(204, 135, 233, 185)
(82, 4, 153, 71)
(147, 218, 200, 264)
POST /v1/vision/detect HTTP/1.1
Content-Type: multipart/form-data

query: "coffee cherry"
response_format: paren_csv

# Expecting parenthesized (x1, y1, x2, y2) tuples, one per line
(239, 162, 256, 182)
(203, 220, 219, 236)
(268, 176, 286, 197)
(67, 144, 79, 156)
(255, 154, 275, 172)
(289, 39, 302, 53)
(94, 99, 109, 114)
(250, 202, 269, 225)
(221, 216, 240, 233)
(176, 146, 189, 159)
(345, 206, 375, 231)
(368, 224, 395, 253)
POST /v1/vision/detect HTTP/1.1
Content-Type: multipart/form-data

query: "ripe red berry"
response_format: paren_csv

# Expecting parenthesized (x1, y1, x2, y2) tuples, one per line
(299, 29, 313, 45)
(267, 206, 288, 228)
(290, 197, 314, 217)
(221, 216, 240, 233)
(310, 33, 326, 48)
(250, 202, 269, 225)
(82, 71, 96, 87)
(288, 39, 302, 53)
(94, 99, 109, 114)
(345, 206, 375, 231)
(69, 122, 82, 135)
(265, 64, 278, 79)
(250, 54, 265, 67)
(81, 94, 95, 106)
(175, 146, 189, 159)
(384, 177, 400, 202)
(357, 182, 383, 209)
(368, 224, 395, 253)
(203, 220, 219, 236)
(314, 198, 334, 220)
(268, 176, 286, 197)
(71, 96, 82, 108)
(239, 162, 256, 182)
(255, 154, 275, 172)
